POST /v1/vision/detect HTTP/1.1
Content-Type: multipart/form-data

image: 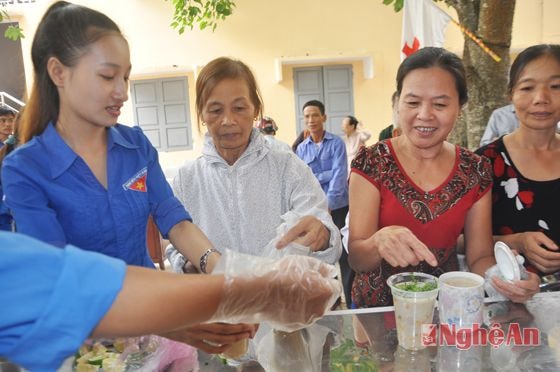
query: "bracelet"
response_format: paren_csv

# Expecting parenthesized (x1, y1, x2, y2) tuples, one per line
(200, 248, 221, 274)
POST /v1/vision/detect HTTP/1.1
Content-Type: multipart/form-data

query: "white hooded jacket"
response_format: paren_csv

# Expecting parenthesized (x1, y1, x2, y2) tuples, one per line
(167, 129, 342, 268)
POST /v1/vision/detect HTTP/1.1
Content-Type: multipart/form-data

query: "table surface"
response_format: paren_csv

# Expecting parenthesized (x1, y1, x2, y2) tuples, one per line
(196, 292, 560, 372)
(52, 292, 560, 371)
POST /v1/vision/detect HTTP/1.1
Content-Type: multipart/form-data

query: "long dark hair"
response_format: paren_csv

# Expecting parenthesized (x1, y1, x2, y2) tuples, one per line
(346, 115, 359, 129)
(292, 129, 309, 152)
(18, 1, 123, 145)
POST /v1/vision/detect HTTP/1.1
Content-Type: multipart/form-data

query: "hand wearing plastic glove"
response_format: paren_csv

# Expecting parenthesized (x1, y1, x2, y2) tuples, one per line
(208, 250, 341, 332)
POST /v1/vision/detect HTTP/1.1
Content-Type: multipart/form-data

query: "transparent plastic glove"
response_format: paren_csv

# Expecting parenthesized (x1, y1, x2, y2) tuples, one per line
(208, 249, 341, 332)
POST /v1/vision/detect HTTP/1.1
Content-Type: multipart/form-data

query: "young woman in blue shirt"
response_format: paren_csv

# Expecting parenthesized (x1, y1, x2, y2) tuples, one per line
(1, 1, 222, 272)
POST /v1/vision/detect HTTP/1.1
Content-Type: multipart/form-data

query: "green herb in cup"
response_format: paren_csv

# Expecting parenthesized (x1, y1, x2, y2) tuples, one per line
(396, 274, 437, 292)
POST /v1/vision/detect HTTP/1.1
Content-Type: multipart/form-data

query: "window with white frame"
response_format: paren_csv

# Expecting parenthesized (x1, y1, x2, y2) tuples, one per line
(131, 77, 193, 151)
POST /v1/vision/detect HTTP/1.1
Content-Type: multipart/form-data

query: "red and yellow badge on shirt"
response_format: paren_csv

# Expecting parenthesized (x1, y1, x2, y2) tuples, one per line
(123, 167, 148, 192)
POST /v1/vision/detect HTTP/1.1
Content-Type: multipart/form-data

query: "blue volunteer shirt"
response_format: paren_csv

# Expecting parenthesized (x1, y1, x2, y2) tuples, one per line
(1, 122, 191, 267)
(0, 232, 126, 371)
(0, 142, 13, 231)
(0, 184, 11, 231)
(296, 131, 349, 210)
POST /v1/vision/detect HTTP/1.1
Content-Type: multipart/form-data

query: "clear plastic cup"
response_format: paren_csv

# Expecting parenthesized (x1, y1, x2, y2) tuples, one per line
(220, 338, 249, 359)
(387, 272, 439, 351)
(394, 345, 431, 372)
(437, 345, 483, 372)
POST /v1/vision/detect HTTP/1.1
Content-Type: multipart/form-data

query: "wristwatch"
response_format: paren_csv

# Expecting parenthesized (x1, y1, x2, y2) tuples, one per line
(200, 248, 221, 274)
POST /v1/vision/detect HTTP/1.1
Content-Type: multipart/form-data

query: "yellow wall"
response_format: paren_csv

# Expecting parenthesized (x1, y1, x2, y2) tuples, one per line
(7, 0, 560, 170)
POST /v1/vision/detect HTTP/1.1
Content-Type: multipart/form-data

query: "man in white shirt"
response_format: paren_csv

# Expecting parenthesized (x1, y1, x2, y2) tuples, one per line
(479, 104, 519, 146)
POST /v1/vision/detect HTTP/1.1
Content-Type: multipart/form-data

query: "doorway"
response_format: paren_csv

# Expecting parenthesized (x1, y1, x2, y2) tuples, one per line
(293, 65, 354, 137)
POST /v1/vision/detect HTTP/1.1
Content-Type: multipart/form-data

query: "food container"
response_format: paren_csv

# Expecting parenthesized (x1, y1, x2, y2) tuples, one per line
(387, 272, 439, 350)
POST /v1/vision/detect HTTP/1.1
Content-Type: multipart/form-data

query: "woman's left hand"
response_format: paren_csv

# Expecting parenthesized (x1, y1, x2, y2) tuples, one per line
(491, 272, 540, 303)
(276, 216, 330, 252)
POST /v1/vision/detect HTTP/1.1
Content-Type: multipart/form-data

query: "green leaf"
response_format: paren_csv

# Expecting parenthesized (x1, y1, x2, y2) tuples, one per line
(4, 25, 24, 40)
(381, 0, 404, 13)
(168, 0, 234, 34)
(2, 9, 25, 40)
(188, 6, 199, 17)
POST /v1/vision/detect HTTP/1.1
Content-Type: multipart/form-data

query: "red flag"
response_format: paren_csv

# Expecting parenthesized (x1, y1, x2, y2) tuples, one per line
(123, 167, 148, 192)
(128, 175, 147, 192)
(401, 0, 451, 60)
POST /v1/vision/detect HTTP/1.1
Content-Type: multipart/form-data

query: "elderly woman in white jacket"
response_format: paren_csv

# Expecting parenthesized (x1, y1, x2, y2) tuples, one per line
(165, 57, 342, 355)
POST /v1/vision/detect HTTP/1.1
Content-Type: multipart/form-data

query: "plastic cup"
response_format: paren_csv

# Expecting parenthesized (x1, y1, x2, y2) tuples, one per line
(437, 345, 483, 372)
(220, 338, 249, 359)
(387, 272, 439, 351)
(394, 346, 431, 372)
(438, 271, 484, 328)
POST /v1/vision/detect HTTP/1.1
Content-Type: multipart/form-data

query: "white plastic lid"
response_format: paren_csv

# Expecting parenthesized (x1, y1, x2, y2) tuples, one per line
(494, 241, 520, 281)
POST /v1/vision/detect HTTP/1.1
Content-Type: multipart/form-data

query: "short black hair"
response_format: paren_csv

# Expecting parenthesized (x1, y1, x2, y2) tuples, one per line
(396, 47, 468, 106)
(303, 100, 325, 115)
(262, 126, 276, 135)
(0, 105, 16, 117)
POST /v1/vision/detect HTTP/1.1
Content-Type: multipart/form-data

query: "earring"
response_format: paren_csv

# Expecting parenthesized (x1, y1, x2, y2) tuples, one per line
(202, 122, 206, 126)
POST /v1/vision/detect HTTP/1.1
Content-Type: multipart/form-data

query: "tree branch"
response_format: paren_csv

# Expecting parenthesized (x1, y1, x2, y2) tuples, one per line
(167, 0, 236, 34)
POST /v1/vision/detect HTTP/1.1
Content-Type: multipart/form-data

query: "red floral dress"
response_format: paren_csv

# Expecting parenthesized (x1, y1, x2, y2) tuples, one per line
(476, 137, 560, 276)
(350, 140, 492, 308)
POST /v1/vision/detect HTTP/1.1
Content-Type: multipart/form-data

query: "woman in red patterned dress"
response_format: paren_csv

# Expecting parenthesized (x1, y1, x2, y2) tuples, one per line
(476, 44, 560, 277)
(347, 47, 540, 308)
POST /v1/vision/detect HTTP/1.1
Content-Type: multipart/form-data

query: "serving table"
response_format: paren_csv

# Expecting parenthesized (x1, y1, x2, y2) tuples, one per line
(196, 292, 560, 371)
(42, 292, 560, 371)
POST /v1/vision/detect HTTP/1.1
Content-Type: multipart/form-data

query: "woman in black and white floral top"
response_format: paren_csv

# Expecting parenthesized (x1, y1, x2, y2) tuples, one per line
(477, 44, 560, 277)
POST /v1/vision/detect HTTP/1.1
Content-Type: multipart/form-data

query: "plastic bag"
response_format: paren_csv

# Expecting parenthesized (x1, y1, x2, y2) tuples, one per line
(484, 254, 529, 301)
(484, 264, 508, 301)
(255, 317, 341, 372)
(260, 210, 312, 259)
(133, 336, 198, 372)
(73, 336, 198, 372)
(209, 249, 340, 332)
